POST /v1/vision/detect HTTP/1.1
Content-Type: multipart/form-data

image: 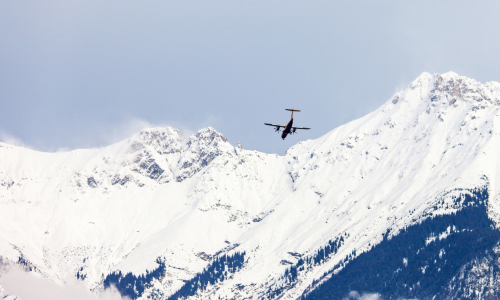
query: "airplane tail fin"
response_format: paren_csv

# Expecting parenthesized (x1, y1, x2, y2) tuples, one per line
(286, 109, 300, 119)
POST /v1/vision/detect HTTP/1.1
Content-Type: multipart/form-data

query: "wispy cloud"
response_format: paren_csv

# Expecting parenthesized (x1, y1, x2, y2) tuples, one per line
(0, 116, 221, 153)
(90, 116, 221, 148)
(99, 118, 162, 146)
(0, 266, 126, 300)
(0, 129, 29, 149)
(98, 118, 197, 145)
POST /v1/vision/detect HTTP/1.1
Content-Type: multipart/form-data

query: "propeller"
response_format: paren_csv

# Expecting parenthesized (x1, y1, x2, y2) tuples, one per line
(275, 127, 280, 132)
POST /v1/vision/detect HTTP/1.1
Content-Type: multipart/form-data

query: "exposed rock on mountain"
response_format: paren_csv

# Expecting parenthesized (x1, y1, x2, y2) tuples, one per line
(2, 72, 500, 299)
(175, 127, 234, 182)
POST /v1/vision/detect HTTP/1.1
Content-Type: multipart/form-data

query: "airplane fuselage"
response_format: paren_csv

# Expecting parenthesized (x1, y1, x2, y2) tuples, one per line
(281, 118, 293, 140)
(265, 109, 309, 140)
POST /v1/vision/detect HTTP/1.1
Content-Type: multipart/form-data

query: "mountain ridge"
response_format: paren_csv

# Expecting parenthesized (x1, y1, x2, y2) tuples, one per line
(2, 72, 500, 299)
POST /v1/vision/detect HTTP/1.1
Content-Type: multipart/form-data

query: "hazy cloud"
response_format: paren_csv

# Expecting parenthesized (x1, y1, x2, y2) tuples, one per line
(343, 291, 419, 300)
(0, 116, 214, 152)
(99, 118, 164, 146)
(97, 118, 199, 147)
(0, 266, 126, 300)
(344, 291, 383, 300)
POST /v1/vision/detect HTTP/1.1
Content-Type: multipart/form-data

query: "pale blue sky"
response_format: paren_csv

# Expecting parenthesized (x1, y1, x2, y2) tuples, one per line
(1, 1, 500, 154)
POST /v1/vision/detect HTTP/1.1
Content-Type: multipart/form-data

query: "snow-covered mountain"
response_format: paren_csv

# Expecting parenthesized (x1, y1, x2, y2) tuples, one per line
(2, 72, 500, 299)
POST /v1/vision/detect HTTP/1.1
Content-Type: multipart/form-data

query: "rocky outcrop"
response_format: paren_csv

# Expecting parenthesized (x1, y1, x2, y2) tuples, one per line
(175, 127, 234, 182)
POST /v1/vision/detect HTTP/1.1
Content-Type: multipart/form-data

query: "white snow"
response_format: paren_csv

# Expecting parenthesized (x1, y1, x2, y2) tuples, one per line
(1, 72, 500, 299)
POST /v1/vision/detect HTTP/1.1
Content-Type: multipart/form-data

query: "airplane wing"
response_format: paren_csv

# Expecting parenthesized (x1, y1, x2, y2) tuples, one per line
(264, 123, 286, 128)
(291, 126, 311, 130)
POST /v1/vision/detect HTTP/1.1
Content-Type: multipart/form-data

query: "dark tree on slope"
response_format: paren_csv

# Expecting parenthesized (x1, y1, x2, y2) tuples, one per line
(103, 258, 166, 299)
(267, 236, 346, 299)
(168, 252, 246, 300)
(303, 187, 500, 300)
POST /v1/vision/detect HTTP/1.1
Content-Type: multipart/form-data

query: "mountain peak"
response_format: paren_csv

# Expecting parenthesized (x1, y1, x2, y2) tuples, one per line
(128, 126, 183, 155)
(407, 72, 434, 89)
(138, 126, 182, 136)
(175, 127, 233, 182)
(439, 71, 460, 79)
(390, 72, 500, 113)
(191, 127, 228, 143)
(430, 72, 500, 107)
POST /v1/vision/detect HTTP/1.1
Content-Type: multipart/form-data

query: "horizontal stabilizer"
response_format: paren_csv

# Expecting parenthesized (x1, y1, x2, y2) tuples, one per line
(285, 109, 301, 112)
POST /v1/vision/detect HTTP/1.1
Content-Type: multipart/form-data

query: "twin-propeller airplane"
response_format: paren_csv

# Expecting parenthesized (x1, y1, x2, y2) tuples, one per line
(265, 109, 311, 140)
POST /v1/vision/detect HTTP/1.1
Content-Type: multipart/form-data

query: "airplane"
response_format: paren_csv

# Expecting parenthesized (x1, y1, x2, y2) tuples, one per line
(265, 109, 311, 140)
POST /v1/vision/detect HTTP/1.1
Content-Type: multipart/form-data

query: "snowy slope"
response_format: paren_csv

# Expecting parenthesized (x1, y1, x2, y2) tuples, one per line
(2, 72, 500, 299)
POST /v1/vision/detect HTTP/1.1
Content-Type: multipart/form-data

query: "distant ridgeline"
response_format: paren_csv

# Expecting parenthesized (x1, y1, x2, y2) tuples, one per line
(302, 186, 500, 300)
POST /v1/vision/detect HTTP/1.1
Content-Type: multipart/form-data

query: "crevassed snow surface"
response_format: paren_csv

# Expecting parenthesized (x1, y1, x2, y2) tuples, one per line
(2, 72, 500, 299)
